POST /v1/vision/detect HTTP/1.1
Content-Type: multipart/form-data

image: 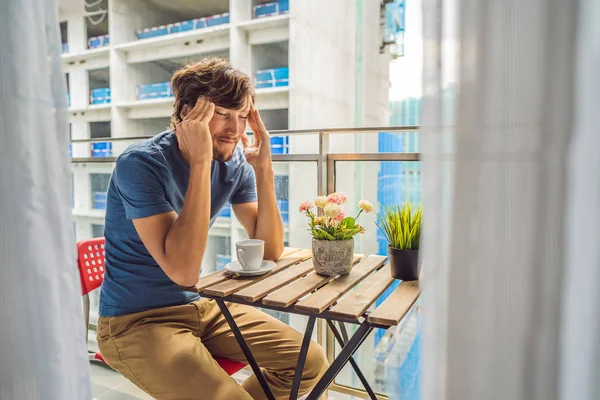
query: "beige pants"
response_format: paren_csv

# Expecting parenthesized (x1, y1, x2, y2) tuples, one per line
(97, 298, 329, 400)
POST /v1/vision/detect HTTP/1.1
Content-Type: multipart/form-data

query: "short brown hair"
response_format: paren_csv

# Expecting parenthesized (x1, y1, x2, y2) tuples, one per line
(170, 58, 255, 128)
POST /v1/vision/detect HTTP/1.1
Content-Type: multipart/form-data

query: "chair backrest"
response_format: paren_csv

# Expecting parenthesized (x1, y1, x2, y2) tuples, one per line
(77, 237, 106, 295)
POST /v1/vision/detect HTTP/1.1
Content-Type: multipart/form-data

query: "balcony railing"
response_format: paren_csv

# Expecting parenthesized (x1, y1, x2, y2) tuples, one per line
(70, 125, 419, 189)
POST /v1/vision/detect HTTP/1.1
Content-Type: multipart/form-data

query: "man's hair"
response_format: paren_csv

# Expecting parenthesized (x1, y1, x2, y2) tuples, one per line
(170, 58, 255, 128)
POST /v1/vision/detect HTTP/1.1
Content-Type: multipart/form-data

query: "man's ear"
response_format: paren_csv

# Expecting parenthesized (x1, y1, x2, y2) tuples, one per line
(181, 104, 190, 119)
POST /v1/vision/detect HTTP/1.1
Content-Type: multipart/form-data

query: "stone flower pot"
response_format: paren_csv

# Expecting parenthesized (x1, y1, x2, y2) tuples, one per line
(388, 246, 420, 281)
(312, 239, 354, 276)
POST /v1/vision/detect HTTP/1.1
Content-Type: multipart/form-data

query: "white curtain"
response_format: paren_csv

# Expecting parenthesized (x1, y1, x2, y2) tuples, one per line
(559, 0, 600, 398)
(420, 0, 598, 399)
(0, 0, 92, 399)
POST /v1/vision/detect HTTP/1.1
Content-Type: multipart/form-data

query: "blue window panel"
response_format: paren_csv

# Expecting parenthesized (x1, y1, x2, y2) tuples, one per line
(206, 13, 229, 27)
(169, 18, 201, 33)
(90, 88, 111, 105)
(93, 192, 107, 210)
(218, 203, 231, 218)
(69, 144, 72, 158)
(270, 136, 289, 154)
(138, 17, 211, 40)
(137, 82, 172, 100)
(136, 25, 169, 40)
(216, 254, 232, 271)
(254, 0, 289, 18)
(88, 34, 109, 49)
(91, 142, 113, 158)
(277, 199, 289, 224)
(256, 67, 289, 89)
(62, 42, 69, 53)
(256, 67, 289, 81)
(256, 79, 289, 89)
(191, 18, 207, 30)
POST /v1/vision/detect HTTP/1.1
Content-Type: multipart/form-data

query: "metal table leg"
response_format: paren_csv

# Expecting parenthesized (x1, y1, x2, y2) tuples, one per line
(216, 300, 276, 400)
(306, 320, 374, 400)
(338, 321, 350, 343)
(290, 315, 317, 400)
(328, 321, 379, 399)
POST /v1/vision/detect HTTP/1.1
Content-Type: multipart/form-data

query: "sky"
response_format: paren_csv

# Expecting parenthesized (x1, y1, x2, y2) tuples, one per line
(389, 0, 424, 101)
(388, 0, 458, 101)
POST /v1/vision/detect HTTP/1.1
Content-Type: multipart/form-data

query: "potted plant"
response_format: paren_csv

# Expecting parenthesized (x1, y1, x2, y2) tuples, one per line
(299, 192, 373, 276)
(376, 203, 422, 280)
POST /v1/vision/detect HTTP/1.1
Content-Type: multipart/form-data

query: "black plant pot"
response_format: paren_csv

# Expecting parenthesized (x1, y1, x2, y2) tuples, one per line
(388, 246, 420, 281)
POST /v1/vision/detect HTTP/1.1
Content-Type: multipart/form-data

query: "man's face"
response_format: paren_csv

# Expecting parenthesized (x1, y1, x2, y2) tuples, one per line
(208, 101, 251, 162)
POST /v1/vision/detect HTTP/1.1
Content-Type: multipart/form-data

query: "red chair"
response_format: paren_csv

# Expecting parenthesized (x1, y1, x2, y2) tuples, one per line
(77, 237, 247, 375)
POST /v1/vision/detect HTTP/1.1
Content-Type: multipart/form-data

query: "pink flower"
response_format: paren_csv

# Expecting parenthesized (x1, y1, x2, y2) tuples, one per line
(299, 201, 313, 212)
(327, 192, 347, 205)
(334, 212, 345, 221)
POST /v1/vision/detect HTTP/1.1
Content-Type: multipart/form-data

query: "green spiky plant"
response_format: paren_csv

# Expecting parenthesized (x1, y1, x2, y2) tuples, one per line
(376, 203, 422, 250)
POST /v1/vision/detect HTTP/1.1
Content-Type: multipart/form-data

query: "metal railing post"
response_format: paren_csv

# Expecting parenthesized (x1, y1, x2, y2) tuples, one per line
(317, 131, 330, 196)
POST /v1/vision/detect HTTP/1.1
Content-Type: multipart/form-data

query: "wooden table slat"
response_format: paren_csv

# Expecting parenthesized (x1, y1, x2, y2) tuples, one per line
(234, 254, 364, 304)
(262, 272, 331, 309)
(294, 255, 388, 314)
(328, 264, 395, 320)
(367, 280, 420, 327)
(261, 255, 364, 309)
(232, 259, 316, 303)
(193, 247, 300, 291)
(201, 249, 312, 297)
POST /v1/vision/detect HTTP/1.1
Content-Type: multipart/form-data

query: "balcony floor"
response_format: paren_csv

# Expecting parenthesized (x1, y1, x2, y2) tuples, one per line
(90, 361, 363, 399)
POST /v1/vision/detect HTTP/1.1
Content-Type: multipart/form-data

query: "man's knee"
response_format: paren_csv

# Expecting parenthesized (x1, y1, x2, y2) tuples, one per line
(304, 342, 329, 382)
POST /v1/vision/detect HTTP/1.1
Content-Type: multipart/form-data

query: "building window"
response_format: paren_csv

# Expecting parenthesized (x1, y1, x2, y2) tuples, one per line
(274, 175, 289, 224)
(214, 236, 232, 271)
(218, 203, 231, 218)
(90, 121, 112, 157)
(90, 173, 111, 210)
(92, 224, 104, 238)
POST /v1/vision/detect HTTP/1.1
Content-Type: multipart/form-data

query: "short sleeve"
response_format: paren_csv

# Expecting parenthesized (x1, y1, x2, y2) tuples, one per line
(113, 151, 174, 219)
(230, 162, 258, 204)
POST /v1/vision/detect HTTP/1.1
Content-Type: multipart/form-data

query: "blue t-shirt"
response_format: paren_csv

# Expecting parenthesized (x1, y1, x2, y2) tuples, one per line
(99, 130, 257, 317)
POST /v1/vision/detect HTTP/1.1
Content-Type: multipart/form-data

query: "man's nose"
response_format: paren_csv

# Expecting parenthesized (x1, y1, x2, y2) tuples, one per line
(226, 118, 240, 135)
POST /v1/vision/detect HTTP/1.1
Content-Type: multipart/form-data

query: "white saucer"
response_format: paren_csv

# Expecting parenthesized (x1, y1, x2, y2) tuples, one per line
(224, 260, 276, 276)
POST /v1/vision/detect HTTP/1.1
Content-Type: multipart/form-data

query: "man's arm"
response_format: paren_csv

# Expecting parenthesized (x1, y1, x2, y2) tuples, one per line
(232, 167, 284, 261)
(133, 163, 211, 287)
(131, 99, 215, 287)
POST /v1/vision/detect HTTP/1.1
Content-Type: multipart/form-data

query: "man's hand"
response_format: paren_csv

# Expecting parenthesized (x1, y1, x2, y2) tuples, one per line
(176, 98, 215, 165)
(242, 105, 272, 171)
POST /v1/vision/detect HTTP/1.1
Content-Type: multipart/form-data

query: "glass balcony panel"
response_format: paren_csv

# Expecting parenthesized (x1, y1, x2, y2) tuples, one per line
(327, 129, 421, 154)
(331, 160, 422, 397)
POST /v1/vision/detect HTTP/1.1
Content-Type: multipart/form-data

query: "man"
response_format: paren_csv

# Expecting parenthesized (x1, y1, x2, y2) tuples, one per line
(97, 58, 328, 400)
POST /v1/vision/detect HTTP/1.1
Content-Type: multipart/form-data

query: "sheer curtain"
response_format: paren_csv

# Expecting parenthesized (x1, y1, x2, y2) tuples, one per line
(420, 0, 598, 399)
(0, 0, 92, 399)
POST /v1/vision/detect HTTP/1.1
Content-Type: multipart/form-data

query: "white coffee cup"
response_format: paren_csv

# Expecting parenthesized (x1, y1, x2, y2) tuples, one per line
(236, 239, 265, 271)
